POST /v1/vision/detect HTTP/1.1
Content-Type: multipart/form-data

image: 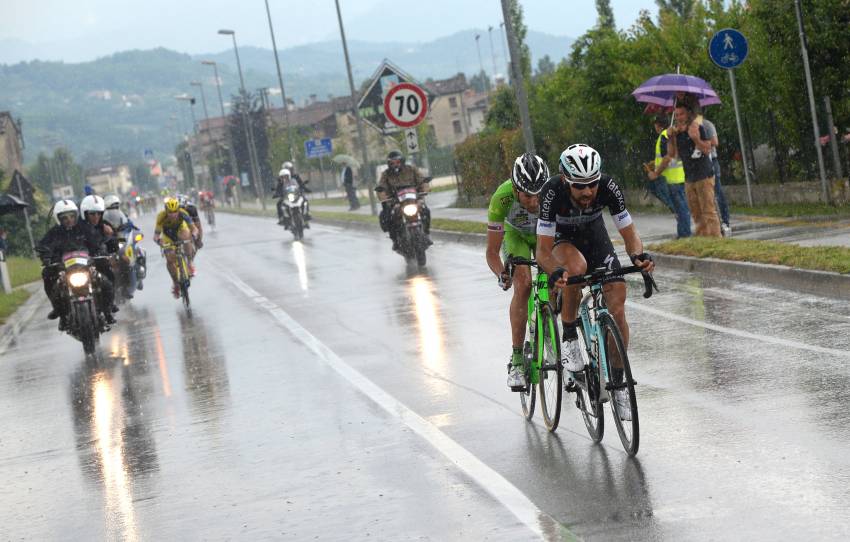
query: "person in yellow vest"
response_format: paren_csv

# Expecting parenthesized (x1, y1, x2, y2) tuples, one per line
(648, 115, 692, 238)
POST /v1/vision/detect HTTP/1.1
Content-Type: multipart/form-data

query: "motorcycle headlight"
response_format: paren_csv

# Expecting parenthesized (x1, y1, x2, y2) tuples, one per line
(68, 271, 90, 288)
(402, 203, 419, 217)
(287, 193, 297, 202)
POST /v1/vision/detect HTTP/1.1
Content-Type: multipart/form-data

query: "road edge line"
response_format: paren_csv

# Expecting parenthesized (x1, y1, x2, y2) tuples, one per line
(215, 267, 568, 541)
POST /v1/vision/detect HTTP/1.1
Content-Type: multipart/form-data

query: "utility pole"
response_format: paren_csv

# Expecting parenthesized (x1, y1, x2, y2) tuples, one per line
(474, 34, 485, 81)
(334, 0, 377, 215)
(264, 0, 296, 164)
(794, 0, 830, 203)
(501, 0, 535, 153)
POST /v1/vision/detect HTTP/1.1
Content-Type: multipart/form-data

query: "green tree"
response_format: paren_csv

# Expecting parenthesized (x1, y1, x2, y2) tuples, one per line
(655, 0, 696, 19)
(470, 70, 492, 93)
(507, 0, 532, 81)
(596, 0, 616, 30)
(535, 55, 556, 79)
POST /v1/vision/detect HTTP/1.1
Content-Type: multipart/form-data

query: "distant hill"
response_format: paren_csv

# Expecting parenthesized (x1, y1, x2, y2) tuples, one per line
(0, 30, 572, 163)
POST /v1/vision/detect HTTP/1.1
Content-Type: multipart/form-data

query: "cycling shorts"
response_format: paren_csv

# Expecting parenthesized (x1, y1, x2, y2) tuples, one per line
(161, 221, 190, 248)
(554, 218, 624, 284)
(501, 227, 537, 260)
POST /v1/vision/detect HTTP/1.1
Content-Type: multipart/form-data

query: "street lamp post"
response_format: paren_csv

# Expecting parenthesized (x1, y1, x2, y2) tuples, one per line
(175, 95, 199, 188)
(264, 0, 296, 164)
(218, 29, 266, 210)
(334, 0, 377, 215)
(191, 80, 215, 191)
(201, 60, 242, 206)
(474, 34, 485, 82)
(487, 26, 498, 84)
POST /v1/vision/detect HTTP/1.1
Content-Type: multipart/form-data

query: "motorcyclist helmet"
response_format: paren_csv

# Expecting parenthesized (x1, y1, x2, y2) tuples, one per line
(53, 199, 79, 226)
(104, 194, 121, 209)
(282, 161, 294, 172)
(80, 195, 106, 217)
(558, 144, 601, 183)
(387, 150, 405, 174)
(279, 168, 291, 179)
(511, 153, 550, 195)
(164, 197, 180, 213)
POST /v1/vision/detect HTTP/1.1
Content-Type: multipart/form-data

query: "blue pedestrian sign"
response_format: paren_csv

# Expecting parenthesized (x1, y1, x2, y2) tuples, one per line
(304, 138, 333, 159)
(709, 28, 749, 69)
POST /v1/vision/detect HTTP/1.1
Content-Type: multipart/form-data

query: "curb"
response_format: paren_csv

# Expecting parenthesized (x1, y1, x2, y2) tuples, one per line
(654, 253, 850, 300)
(0, 283, 45, 356)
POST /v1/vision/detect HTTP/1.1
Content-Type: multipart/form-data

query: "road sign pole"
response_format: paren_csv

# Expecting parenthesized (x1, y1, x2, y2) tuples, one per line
(501, 0, 535, 154)
(319, 156, 328, 198)
(728, 69, 753, 206)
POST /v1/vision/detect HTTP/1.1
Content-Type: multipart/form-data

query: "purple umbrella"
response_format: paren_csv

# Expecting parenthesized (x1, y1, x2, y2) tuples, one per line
(632, 74, 721, 107)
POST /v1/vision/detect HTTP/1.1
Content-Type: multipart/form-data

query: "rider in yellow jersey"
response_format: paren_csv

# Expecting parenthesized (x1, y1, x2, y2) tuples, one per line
(154, 197, 198, 298)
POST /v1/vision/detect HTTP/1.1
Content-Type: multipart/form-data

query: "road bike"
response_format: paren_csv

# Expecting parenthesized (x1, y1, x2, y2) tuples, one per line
(160, 239, 193, 314)
(504, 256, 563, 431)
(561, 265, 657, 456)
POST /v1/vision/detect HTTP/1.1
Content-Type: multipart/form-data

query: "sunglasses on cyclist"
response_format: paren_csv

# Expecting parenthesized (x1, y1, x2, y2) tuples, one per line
(567, 179, 599, 190)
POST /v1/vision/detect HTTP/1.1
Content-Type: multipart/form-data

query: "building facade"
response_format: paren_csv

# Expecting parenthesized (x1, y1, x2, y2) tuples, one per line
(86, 165, 132, 195)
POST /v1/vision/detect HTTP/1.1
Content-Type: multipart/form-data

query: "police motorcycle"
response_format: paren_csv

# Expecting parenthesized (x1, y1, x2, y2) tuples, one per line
(48, 250, 111, 355)
(376, 179, 431, 267)
(275, 168, 311, 241)
(104, 195, 146, 302)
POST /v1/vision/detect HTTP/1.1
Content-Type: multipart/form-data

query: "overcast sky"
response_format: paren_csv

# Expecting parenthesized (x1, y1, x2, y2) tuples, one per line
(2, 1, 652, 63)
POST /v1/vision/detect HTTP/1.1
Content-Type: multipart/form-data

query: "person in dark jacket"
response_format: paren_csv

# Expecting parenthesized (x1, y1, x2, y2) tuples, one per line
(36, 200, 114, 329)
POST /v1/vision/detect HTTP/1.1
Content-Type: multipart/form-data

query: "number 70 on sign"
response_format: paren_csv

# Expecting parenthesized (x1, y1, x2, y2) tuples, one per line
(383, 82, 429, 128)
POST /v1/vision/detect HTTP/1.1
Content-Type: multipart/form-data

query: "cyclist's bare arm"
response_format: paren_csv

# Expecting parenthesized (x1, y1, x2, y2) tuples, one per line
(486, 229, 506, 277)
(535, 233, 558, 275)
(618, 224, 655, 273)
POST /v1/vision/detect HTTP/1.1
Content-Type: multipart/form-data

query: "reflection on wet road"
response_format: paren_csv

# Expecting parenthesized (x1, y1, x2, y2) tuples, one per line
(2, 211, 849, 540)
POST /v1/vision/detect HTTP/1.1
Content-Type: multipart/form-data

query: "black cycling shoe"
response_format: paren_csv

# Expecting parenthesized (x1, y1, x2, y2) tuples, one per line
(47, 309, 60, 320)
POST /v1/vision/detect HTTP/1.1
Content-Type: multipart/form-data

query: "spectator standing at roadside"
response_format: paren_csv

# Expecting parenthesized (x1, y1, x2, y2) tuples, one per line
(341, 164, 360, 211)
(666, 104, 721, 237)
(702, 118, 731, 236)
(648, 116, 692, 238)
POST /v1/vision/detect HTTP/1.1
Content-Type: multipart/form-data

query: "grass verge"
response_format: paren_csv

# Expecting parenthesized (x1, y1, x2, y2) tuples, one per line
(0, 289, 31, 325)
(7, 257, 42, 287)
(730, 202, 850, 218)
(650, 237, 850, 274)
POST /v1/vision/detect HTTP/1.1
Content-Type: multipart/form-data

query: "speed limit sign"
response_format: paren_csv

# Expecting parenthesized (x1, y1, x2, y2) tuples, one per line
(383, 82, 429, 128)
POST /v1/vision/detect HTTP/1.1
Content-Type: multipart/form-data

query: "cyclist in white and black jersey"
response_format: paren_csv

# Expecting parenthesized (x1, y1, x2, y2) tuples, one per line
(536, 144, 654, 415)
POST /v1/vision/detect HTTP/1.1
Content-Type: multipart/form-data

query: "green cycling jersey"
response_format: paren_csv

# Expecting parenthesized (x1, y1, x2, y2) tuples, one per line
(487, 180, 537, 259)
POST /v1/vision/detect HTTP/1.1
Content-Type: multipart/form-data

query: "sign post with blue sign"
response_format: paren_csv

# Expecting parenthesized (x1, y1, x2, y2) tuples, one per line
(304, 138, 333, 197)
(304, 138, 333, 159)
(709, 28, 753, 206)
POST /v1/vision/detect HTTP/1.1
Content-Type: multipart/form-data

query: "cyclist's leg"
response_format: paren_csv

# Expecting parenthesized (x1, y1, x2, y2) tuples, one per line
(582, 224, 629, 355)
(502, 230, 534, 349)
(161, 235, 179, 284)
(552, 240, 587, 326)
(177, 223, 195, 262)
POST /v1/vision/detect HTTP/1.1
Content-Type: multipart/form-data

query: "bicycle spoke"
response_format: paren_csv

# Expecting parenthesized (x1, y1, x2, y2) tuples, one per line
(601, 315, 639, 456)
(538, 306, 562, 432)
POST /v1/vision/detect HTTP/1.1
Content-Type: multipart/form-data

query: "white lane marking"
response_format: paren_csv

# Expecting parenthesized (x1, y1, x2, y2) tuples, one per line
(628, 301, 850, 359)
(219, 269, 556, 540)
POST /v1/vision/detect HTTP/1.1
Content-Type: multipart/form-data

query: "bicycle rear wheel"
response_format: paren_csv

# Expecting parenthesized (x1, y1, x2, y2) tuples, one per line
(575, 324, 604, 443)
(519, 341, 536, 420)
(537, 305, 562, 432)
(600, 314, 639, 456)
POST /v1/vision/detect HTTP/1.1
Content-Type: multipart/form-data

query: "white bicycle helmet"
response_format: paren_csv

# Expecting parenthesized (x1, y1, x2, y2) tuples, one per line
(80, 195, 106, 215)
(511, 152, 550, 195)
(53, 199, 79, 225)
(558, 144, 601, 182)
(104, 194, 121, 209)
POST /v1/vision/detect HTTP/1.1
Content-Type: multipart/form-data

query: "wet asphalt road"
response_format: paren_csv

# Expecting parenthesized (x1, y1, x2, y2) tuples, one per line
(2, 211, 850, 541)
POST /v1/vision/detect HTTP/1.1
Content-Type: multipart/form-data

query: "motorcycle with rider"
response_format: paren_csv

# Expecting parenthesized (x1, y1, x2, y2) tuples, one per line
(376, 150, 432, 266)
(274, 167, 311, 240)
(103, 194, 146, 301)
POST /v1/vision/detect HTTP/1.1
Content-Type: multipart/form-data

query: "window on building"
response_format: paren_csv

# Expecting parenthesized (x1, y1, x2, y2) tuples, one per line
(452, 120, 463, 135)
(449, 96, 458, 108)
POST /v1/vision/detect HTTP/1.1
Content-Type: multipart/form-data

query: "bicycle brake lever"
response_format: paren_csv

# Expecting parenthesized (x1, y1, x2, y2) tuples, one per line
(641, 271, 659, 299)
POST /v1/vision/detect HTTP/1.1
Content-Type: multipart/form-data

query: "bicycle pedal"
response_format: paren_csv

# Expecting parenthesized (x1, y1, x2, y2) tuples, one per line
(510, 385, 528, 393)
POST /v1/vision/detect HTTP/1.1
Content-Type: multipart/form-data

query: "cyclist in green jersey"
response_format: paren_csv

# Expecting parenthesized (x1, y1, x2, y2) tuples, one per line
(486, 153, 551, 390)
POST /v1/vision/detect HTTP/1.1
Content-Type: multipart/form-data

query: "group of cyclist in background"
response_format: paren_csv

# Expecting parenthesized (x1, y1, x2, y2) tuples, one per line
(486, 144, 655, 420)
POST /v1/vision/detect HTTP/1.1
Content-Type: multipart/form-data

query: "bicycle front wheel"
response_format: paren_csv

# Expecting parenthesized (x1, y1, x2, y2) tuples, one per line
(600, 314, 639, 456)
(537, 305, 562, 432)
(575, 324, 604, 443)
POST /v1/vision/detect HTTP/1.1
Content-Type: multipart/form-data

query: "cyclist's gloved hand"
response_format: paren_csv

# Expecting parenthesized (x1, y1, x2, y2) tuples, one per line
(548, 267, 567, 289)
(498, 271, 512, 291)
(630, 252, 655, 273)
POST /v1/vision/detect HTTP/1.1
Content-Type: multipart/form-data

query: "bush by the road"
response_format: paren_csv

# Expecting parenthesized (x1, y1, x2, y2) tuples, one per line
(454, 129, 523, 205)
(650, 237, 850, 274)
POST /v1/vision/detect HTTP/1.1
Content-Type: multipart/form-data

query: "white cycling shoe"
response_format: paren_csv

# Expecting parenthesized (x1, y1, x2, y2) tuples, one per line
(561, 339, 586, 372)
(507, 365, 527, 390)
